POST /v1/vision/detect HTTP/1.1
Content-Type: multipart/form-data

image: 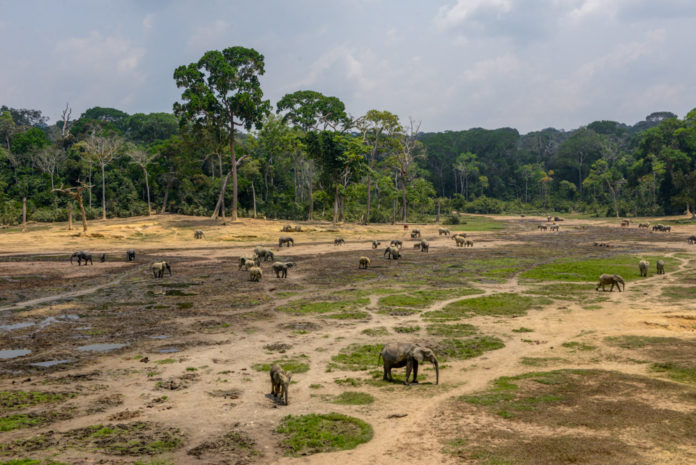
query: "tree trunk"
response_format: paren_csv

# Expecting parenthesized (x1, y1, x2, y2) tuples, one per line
(577, 156, 584, 196)
(365, 174, 372, 224)
(332, 185, 339, 223)
(401, 179, 408, 223)
(67, 202, 73, 230)
(307, 162, 314, 221)
(212, 170, 233, 220)
(230, 129, 238, 221)
(88, 165, 92, 208)
(251, 182, 257, 218)
(338, 195, 344, 223)
(101, 163, 106, 220)
(160, 173, 173, 214)
(143, 167, 151, 216)
(78, 193, 87, 232)
(22, 197, 27, 232)
(436, 198, 441, 223)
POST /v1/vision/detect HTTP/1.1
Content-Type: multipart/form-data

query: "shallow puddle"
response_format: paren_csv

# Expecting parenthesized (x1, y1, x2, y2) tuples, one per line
(76, 343, 128, 352)
(157, 347, 180, 353)
(0, 349, 32, 359)
(0, 321, 35, 331)
(31, 359, 73, 367)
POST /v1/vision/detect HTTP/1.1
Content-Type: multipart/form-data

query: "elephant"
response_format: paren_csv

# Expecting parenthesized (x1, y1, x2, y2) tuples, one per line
(126, 249, 136, 261)
(100, 253, 106, 263)
(554, 216, 563, 221)
(372, 240, 381, 249)
(454, 236, 466, 247)
(152, 261, 172, 278)
(638, 223, 650, 229)
(438, 227, 450, 236)
(547, 215, 552, 222)
(451, 233, 467, 239)
(249, 266, 263, 282)
(418, 240, 429, 253)
(689, 235, 696, 245)
(465, 239, 474, 247)
(359, 256, 371, 269)
(194, 230, 205, 239)
(281, 225, 294, 232)
(379, 342, 439, 385)
(70, 251, 93, 266)
(537, 225, 548, 231)
(550, 224, 560, 231)
(621, 219, 630, 227)
(272, 261, 296, 278)
(254, 247, 275, 262)
(384, 246, 401, 260)
(239, 256, 260, 271)
(410, 229, 421, 239)
(639, 260, 649, 277)
(334, 237, 345, 246)
(663, 225, 671, 232)
(278, 236, 294, 247)
(596, 274, 625, 292)
(390, 239, 403, 248)
(270, 364, 292, 405)
(656, 260, 665, 274)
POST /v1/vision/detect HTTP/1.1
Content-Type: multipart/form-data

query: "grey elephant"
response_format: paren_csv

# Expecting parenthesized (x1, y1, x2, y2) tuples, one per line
(639, 260, 649, 277)
(359, 256, 371, 269)
(100, 253, 106, 263)
(384, 246, 401, 260)
(126, 249, 136, 261)
(379, 342, 439, 385)
(278, 236, 294, 247)
(272, 261, 296, 278)
(372, 240, 381, 249)
(281, 225, 294, 232)
(688, 235, 696, 244)
(70, 251, 93, 266)
(454, 236, 466, 247)
(152, 261, 172, 278)
(418, 239, 429, 253)
(239, 256, 260, 271)
(410, 229, 421, 239)
(194, 230, 205, 239)
(656, 260, 665, 274)
(390, 239, 403, 248)
(270, 363, 292, 405)
(334, 237, 345, 246)
(254, 246, 275, 262)
(438, 227, 450, 236)
(596, 274, 625, 292)
(249, 266, 263, 282)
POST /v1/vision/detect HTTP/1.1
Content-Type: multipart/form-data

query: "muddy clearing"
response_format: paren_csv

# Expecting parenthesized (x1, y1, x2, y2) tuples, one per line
(1, 214, 696, 464)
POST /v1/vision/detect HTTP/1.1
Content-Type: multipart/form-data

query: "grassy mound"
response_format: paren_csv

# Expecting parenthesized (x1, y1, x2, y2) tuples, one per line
(277, 413, 373, 456)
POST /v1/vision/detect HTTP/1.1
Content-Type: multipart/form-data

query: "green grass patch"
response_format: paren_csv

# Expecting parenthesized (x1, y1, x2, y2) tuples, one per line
(450, 215, 506, 231)
(277, 413, 373, 456)
(0, 414, 44, 432)
(324, 311, 370, 320)
(361, 327, 388, 336)
(334, 378, 361, 387)
(520, 357, 567, 367)
(277, 298, 369, 318)
(603, 335, 685, 349)
(252, 355, 310, 374)
(378, 288, 483, 311)
(393, 325, 420, 333)
(424, 294, 551, 321)
(330, 344, 382, 371)
(561, 342, 597, 351)
(155, 358, 177, 365)
(426, 323, 478, 337)
(650, 362, 696, 384)
(331, 391, 374, 405)
(0, 391, 74, 412)
(661, 286, 696, 301)
(436, 337, 505, 360)
(65, 422, 182, 455)
(512, 327, 534, 333)
(520, 255, 678, 282)
(0, 460, 71, 465)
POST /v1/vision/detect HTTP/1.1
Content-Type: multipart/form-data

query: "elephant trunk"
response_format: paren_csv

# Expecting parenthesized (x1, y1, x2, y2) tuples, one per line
(434, 359, 439, 385)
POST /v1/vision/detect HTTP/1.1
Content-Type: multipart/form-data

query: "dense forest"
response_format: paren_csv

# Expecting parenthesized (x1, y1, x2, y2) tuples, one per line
(1, 46, 696, 228)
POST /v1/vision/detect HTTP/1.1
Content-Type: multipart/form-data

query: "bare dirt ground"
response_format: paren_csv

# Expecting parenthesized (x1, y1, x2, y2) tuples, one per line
(1, 214, 695, 465)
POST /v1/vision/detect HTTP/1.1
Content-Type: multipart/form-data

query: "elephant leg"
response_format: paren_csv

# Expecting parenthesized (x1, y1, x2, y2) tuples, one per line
(404, 360, 412, 385)
(411, 360, 419, 383)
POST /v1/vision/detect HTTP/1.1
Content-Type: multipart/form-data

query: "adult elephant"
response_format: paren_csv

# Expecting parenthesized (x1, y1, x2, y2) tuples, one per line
(379, 342, 439, 385)
(70, 251, 93, 266)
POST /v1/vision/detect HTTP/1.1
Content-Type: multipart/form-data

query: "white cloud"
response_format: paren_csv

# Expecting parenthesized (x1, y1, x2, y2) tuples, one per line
(54, 32, 145, 80)
(463, 53, 521, 81)
(143, 13, 154, 30)
(436, 0, 513, 29)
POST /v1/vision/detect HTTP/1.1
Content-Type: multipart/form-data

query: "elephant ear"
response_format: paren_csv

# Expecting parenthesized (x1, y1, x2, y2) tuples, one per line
(410, 348, 425, 363)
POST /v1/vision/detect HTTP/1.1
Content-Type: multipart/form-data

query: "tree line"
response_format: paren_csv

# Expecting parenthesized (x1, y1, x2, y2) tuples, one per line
(1, 45, 695, 230)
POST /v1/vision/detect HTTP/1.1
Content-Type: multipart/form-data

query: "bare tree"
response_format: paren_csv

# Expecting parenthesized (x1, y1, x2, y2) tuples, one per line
(53, 181, 92, 232)
(126, 143, 157, 215)
(75, 130, 123, 220)
(392, 117, 424, 222)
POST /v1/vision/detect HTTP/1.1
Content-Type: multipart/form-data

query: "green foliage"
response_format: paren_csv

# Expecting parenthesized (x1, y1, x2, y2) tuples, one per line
(277, 413, 373, 456)
(252, 355, 310, 373)
(521, 255, 677, 282)
(0, 414, 44, 431)
(0, 390, 74, 411)
(437, 337, 505, 360)
(330, 344, 383, 371)
(426, 323, 478, 337)
(331, 391, 375, 405)
(424, 294, 551, 320)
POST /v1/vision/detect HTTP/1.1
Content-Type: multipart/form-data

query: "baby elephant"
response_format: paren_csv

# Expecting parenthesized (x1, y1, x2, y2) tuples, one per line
(152, 261, 172, 278)
(272, 261, 296, 278)
(249, 266, 263, 282)
(417, 239, 429, 253)
(334, 237, 345, 246)
(359, 256, 371, 269)
(639, 260, 649, 277)
(194, 230, 205, 239)
(656, 260, 665, 274)
(270, 364, 292, 405)
(465, 239, 474, 247)
(390, 239, 403, 248)
(372, 240, 381, 249)
(126, 249, 136, 261)
(239, 256, 260, 271)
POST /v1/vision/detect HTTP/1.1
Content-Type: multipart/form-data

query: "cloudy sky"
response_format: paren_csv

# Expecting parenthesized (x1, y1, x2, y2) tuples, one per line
(1, 0, 695, 133)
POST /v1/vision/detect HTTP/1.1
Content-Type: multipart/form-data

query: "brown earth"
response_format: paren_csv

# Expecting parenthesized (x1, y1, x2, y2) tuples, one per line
(1, 214, 696, 465)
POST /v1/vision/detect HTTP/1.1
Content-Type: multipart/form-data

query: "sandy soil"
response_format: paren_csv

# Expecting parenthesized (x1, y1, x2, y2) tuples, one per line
(1, 214, 695, 464)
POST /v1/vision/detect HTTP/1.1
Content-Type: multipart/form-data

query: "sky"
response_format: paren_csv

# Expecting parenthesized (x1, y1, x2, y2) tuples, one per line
(1, 0, 695, 134)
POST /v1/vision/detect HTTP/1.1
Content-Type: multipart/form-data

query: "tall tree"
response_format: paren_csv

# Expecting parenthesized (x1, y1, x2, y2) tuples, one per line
(453, 152, 480, 200)
(277, 90, 349, 220)
(75, 130, 123, 220)
(355, 110, 401, 223)
(126, 143, 156, 215)
(390, 117, 424, 222)
(174, 46, 271, 221)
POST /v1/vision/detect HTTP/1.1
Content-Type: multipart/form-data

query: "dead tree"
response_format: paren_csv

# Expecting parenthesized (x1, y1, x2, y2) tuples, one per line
(53, 181, 92, 233)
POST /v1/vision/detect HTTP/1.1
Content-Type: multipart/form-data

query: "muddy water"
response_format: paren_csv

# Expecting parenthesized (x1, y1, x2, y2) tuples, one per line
(76, 343, 128, 352)
(0, 349, 31, 359)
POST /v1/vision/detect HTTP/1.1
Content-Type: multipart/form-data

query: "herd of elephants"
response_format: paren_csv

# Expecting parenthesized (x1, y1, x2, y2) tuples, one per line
(64, 218, 684, 405)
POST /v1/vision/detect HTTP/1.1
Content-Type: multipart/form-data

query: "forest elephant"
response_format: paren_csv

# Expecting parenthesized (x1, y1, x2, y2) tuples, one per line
(595, 274, 625, 292)
(438, 227, 450, 236)
(239, 256, 260, 271)
(656, 260, 665, 274)
(151, 261, 172, 278)
(281, 225, 293, 232)
(547, 215, 552, 222)
(249, 266, 263, 282)
(638, 223, 650, 229)
(454, 236, 466, 247)
(272, 261, 296, 278)
(194, 230, 205, 239)
(126, 249, 136, 261)
(334, 237, 345, 246)
(639, 260, 649, 277)
(550, 224, 560, 231)
(621, 219, 630, 227)
(390, 239, 403, 248)
(465, 239, 474, 247)
(537, 225, 548, 231)
(278, 236, 294, 247)
(379, 342, 439, 385)
(100, 253, 106, 263)
(384, 246, 401, 260)
(688, 235, 696, 244)
(270, 364, 292, 405)
(372, 240, 381, 249)
(254, 247, 275, 262)
(410, 229, 421, 239)
(70, 251, 93, 266)
(419, 240, 429, 252)
(359, 256, 371, 269)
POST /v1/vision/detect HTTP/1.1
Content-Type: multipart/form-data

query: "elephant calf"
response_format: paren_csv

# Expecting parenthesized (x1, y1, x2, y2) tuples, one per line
(639, 260, 649, 277)
(410, 229, 421, 239)
(359, 256, 371, 269)
(126, 249, 136, 261)
(272, 261, 296, 278)
(270, 364, 292, 405)
(596, 273, 624, 292)
(379, 342, 439, 385)
(152, 261, 172, 278)
(465, 239, 474, 247)
(249, 266, 263, 282)
(390, 239, 403, 248)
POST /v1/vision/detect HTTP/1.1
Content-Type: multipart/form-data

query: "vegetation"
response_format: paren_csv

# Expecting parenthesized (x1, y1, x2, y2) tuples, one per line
(424, 294, 551, 320)
(277, 413, 373, 456)
(331, 391, 375, 405)
(251, 355, 310, 374)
